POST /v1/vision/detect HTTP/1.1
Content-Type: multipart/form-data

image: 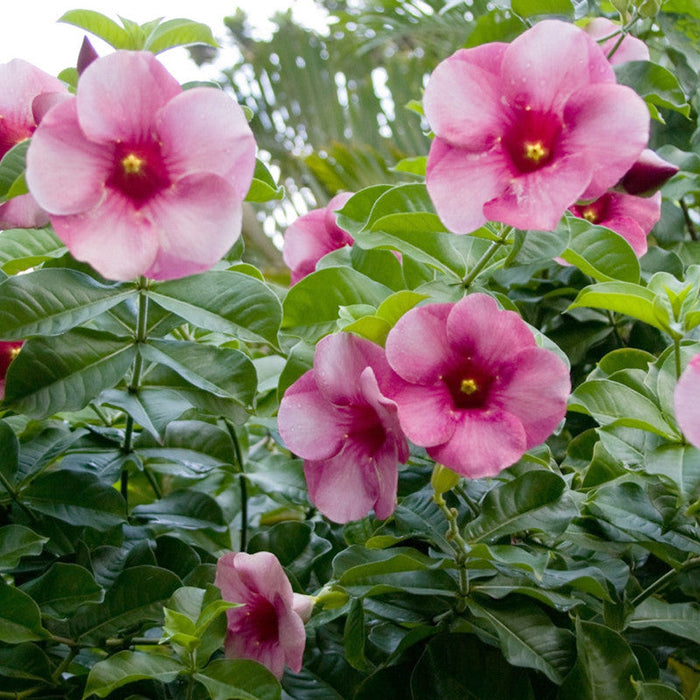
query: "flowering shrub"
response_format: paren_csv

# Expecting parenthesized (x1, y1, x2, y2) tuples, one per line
(0, 5, 698, 700)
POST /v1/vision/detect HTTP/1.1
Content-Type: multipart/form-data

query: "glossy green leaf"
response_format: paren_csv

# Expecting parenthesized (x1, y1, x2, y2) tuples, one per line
(512, 0, 573, 16)
(4, 329, 136, 419)
(0, 269, 136, 340)
(71, 566, 181, 644)
(58, 9, 132, 48)
(149, 271, 282, 347)
(143, 18, 217, 53)
(0, 580, 48, 643)
(463, 472, 575, 543)
(632, 681, 685, 699)
(0, 141, 29, 199)
(344, 598, 372, 672)
(139, 339, 257, 407)
(132, 490, 227, 532)
(628, 597, 700, 645)
(22, 470, 127, 530)
(282, 267, 392, 342)
(559, 619, 642, 699)
(20, 563, 102, 617)
(466, 596, 575, 684)
(83, 650, 184, 698)
(0, 419, 19, 486)
(0, 525, 47, 571)
(645, 444, 700, 502)
(614, 61, 690, 116)
(0, 227, 66, 273)
(246, 159, 284, 202)
(0, 643, 53, 682)
(194, 658, 281, 700)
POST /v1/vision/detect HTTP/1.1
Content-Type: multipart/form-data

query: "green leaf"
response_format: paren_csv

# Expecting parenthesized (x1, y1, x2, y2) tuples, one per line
(645, 444, 700, 502)
(0, 525, 47, 571)
(344, 598, 372, 672)
(139, 339, 257, 408)
(246, 159, 284, 202)
(143, 18, 218, 53)
(512, 0, 573, 16)
(0, 643, 53, 682)
(22, 470, 127, 530)
(614, 61, 690, 117)
(463, 472, 575, 543)
(0, 227, 67, 273)
(0, 141, 29, 199)
(149, 271, 282, 347)
(71, 566, 181, 644)
(559, 619, 642, 699)
(632, 681, 685, 699)
(132, 490, 227, 532)
(466, 596, 575, 684)
(0, 419, 19, 487)
(0, 580, 48, 643)
(20, 563, 102, 618)
(4, 329, 137, 419)
(58, 10, 132, 48)
(282, 267, 392, 342)
(569, 379, 679, 439)
(194, 659, 281, 700)
(561, 220, 640, 283)
(0, 269, 136, 340)
(83, 650, 184, 699)
(628, 598, 700, 645)
(568, 282, 663, 331)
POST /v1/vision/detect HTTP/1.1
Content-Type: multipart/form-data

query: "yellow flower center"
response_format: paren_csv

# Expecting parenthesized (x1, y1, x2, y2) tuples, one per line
(523, 141, 548, 163)
(582, 207, 598, 223)
(9, 347, 20, 361)
(121, 153, 144, 175)
(460, 378, 478, 395)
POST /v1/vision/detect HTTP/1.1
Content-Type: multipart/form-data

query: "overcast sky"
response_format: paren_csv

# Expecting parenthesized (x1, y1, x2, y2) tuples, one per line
(0, 1, 328, 81)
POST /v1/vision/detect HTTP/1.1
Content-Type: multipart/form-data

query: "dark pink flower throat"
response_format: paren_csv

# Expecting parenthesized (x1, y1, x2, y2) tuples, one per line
(445, 361, 493, 409)
(107, 140, 170, 204)
(503, 107, 562, 173)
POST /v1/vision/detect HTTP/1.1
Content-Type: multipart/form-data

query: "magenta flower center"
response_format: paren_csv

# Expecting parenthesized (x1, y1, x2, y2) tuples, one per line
(571, 193, 611, 225)
(0, 118, 32, 159)
(503, 108, 562, 173)
(107, 141, 171, 205)
(444, 361, 493, 409)
(231, 595, 279, 646)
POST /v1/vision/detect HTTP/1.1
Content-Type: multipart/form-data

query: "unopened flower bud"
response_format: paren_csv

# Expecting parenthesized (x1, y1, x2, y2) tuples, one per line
(431, 464, 461, 495)
(77, 36, 99, 76)
(620, 149, 679, 196)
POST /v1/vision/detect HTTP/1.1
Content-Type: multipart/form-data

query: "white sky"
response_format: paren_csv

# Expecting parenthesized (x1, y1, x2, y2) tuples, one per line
(0, 1, 328, 81)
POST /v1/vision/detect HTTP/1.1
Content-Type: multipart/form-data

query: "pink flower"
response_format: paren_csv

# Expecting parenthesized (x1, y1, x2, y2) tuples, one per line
(0, 341, 22, 400)
(384, 294, 570, 477)
(424, 20, 649, 233)
(278, 333, 409, 523)
(620, 149, 679, 196)
(26, 51, 256, 281)
(674, 353, 700, 449)
(583, 18, 650, 65)
(214, 551, 312, 679)
(569, 190, 661, 257)
(0, 59, 67, 229)
(282, 192, 354, 284)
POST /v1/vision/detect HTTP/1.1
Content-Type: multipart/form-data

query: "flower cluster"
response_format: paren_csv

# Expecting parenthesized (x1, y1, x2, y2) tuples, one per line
(279, 294, 570, 522)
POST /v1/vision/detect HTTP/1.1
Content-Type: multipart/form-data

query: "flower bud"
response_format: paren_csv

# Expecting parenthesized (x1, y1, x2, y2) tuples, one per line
(77, 37, 98, 75)
(431, 463, 461, 495)
(620, 149, 679, 196)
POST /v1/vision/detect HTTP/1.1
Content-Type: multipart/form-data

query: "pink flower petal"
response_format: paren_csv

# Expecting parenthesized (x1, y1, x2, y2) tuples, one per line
(426, 138, 512, 233)
(424, 45, 506, 150)
(32, 92, 71, 125)
(674, 354, 700, 449)
(502, 20, 614, 113)
(277, 371, 348, 461)
(583, 18, 650, 65)
(446, 294, 536, 369)
(26, 98, 111, 216)
(621, 149, 678, 196)
(142, 173, 242, 281)
(392, 382, 456, 447)
(563, 83, 649, 200)
(324, 191, 354, 232)
(283, 209, 341, 284)
(0, 194, 49, 229)
(483, 152, 591, 230)
(385, 302, 455, 383)
(157, 87, 256, 199)
(50, 190, 159, 280)
(491, 347, 570, 448)
(427, 408, 527, 477)
(76, 51, 181, 144)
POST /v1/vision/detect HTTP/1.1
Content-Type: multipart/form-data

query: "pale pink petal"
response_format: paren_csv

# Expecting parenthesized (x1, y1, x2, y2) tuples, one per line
(277, 371, 348, 461)
(26, 98, 112, 215)
(157, 87, 256, 199)
(490, 347, 570, 448)
(142, 173, 242, 280)
(385, 303, 455, 383)
(232, 552, 295, 605)
(483, 152, 591, 230)
(32, 92, 71, 125)
(76, 51, 181, 144)
(674, 354, 700, 449)
(392, 382, 456, 447)
(313, 333, 388, 405)
(283, 209, 341, 284)
(424, 45, 507, 149)
(50, 190, 159, 281)
(0, 194, 49, 229)
(292, 594, 314, 623)
(427, 408, 527, 477)
(0, 59, 65, 127)
(502, 20, 614, 113)
(446, 294, 536, 369)
(563, 83, 648, 200)
(584, 18, 649, 65)
(324, 192, 354, 233)
(601, 216, 648, 257)
(276, 601, 306, 673)
(426, 138, 512, 234)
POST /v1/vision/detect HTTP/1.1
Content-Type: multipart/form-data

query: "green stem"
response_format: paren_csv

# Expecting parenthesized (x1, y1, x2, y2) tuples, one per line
(51, 647, 77, 684)
(462, 226, 512, 288)
(680, 198, 697, 241)
(606, 32, 627, 61)
(224, 419, 248, 552)
(0, 469, 37, 522)
(630, 557, 699, 607)
(144, 468, 162, 500)
(673, 336, 682, 380)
